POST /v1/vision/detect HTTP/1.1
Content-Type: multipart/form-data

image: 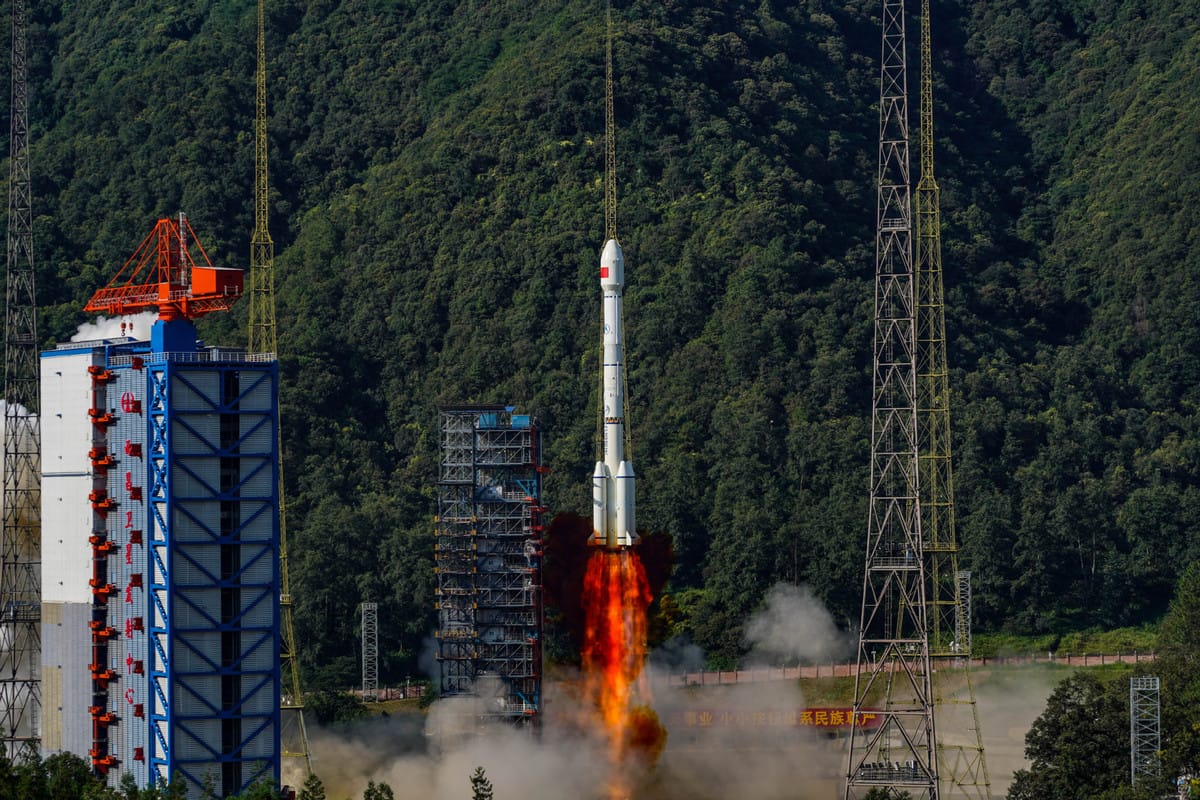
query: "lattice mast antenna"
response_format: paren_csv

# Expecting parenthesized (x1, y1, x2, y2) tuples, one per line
(598, 0, 632, 461)
(914, 1, 991, 796)
(604, 0, 616, 243)
(1130, 677, 1161, 786)
(844, 1, 938, 798)
(246, 0, 312, 775)
(0, 0, 41, 757)
(361, 603, 378, 703)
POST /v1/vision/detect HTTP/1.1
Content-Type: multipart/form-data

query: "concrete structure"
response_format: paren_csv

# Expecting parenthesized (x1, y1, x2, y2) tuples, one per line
(41, 317, 279, 795)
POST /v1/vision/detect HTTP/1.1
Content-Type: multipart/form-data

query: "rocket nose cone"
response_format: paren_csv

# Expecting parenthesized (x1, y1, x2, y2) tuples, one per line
(600, 238, 624, 289)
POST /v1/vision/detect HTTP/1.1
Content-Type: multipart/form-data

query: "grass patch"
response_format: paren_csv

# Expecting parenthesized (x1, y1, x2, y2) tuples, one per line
(974, 624, 1158, 658)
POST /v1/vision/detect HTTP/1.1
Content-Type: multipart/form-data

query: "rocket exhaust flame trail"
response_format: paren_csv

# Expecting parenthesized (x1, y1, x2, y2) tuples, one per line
(582, 548, 653, 798)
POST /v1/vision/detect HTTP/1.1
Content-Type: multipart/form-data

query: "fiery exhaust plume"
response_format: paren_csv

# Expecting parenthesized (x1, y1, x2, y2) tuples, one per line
(582, 548, 663, 798)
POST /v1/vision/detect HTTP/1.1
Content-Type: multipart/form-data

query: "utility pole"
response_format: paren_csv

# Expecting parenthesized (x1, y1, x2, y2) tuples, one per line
(844, 2, 938, 798)
(1, 0, 41, 759)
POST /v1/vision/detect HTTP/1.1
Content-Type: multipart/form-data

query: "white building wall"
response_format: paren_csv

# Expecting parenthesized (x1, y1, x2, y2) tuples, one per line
(39, 348, 101, 760)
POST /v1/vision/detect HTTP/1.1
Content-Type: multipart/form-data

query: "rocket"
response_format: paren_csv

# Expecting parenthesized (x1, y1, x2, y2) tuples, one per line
(590, 238, 637, 549)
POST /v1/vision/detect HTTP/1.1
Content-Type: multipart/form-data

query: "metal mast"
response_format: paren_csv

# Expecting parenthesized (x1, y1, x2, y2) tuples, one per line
(361, 603, 378, 703)
(599, 0, 632, 464)
(0, 0, 40, 758)
(247, 0, 311, 775)
(914, 1, 991, 796)
(604, 0, 616, 243)
(1130, 677, 1161, 786)
(844, 1, 937, 798)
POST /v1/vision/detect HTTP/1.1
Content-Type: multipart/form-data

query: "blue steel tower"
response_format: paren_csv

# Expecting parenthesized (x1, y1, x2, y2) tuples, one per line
(41, 217, 280, 795)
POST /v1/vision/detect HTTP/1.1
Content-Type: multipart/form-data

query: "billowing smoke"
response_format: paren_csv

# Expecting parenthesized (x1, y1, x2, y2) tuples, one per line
(742, 583, 853, 666)
(70, 311, 158, 342)
(645, 663, 845, 800)
(295, 598, 851, 800)
(296, 691, 613, 800)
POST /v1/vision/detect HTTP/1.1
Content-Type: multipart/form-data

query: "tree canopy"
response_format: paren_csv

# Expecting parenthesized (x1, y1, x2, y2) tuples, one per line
(11, 0, 1200, 671)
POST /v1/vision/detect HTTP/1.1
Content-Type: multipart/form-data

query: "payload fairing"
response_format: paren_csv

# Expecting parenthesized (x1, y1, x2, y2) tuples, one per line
(590, 238, 637, 549)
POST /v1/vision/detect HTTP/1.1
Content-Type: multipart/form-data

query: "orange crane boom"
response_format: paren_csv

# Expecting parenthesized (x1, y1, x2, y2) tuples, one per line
(83, 213, 243, 321)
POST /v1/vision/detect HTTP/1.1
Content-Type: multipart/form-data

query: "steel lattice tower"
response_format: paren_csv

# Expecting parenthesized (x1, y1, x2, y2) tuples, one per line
(435, 407, 544, 729)
(361, 603, 378, 703)
(1130, 677, 1161, 786)
(0, 0, 40, 758)
(844, 1, 938, 797)
(604, 0, 617, 244)
(914, 1, 991, 796)
(247, 0, 311, 775)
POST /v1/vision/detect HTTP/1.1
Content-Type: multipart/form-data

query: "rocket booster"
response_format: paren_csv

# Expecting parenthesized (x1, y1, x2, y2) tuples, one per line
(590, 238, 637, 549)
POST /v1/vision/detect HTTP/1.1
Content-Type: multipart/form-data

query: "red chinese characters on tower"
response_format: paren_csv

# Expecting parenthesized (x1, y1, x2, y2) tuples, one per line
(125, 471, 142, 501)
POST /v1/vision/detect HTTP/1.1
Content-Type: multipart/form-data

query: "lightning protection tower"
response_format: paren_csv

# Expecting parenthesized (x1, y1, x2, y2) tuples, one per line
(361, 603, 378, 703)
(1, 0, 41, 758)
(1130, 676, 1161, 786)
(844, 1, 938, 798)
(914, 1, 991, 796)
(246, 0, 312, 775)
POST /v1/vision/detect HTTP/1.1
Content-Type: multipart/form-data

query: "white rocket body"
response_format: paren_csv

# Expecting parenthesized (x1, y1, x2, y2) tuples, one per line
(590, 238, 636, 549)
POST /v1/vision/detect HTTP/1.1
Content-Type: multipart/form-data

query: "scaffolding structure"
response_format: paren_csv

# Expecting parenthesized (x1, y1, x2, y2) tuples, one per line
(361, 603, 378, 703)
(1130, 676, 1161, 786)
(844, 1, 938, 798)
(1, 0, 40, 758)
(436, 407, 543, 728)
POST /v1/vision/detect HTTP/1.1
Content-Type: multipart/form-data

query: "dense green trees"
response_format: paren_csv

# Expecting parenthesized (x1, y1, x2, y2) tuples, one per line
(10, 0, 1200, 672)
(1007, 672, 1134, 800)
(1010, 558, 1200, 799)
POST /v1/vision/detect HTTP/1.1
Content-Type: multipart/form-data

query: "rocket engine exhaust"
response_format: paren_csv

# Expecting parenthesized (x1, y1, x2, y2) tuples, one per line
(590, 238, 637, 550)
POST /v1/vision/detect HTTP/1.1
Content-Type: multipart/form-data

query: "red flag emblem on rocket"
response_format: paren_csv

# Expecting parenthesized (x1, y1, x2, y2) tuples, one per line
(600, 266, 609, 278)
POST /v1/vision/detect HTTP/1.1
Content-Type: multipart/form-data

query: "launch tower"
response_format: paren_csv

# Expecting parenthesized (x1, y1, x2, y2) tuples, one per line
(435, 406, 543, 729)
(41, 218, 280, 795)
(844, 1, 939, 798)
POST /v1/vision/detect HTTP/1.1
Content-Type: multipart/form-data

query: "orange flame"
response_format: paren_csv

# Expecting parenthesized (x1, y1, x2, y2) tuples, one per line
(582, 548, 661, 798)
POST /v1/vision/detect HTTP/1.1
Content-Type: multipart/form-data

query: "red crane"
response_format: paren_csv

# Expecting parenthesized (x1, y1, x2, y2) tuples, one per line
(83, 213, 243, 321)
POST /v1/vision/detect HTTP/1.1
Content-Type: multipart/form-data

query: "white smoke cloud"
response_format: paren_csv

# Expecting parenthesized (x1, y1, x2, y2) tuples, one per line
(742, 583, 853, 667)
(296, 691, 612, 800)
(71, 311, 159, 342)
(289, 586, 860, 799)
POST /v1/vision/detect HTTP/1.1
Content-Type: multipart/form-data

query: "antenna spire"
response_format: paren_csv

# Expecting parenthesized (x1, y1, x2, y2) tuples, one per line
(604, 0, 617, 242)
(246, 0, 312, 775)
(248, 0, 276, 355)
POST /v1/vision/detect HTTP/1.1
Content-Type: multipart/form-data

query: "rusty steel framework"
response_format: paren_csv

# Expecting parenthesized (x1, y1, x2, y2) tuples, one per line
(844, 1, 938, 798)
(914, 0, 991, 796)
(0, 0, 40, 758)
(246, 0, 311, 774)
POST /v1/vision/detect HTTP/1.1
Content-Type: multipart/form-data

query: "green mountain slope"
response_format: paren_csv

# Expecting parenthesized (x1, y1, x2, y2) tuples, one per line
(11, 0, 1200, 679)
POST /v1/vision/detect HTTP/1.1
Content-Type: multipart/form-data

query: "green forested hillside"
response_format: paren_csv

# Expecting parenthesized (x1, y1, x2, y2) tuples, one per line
(11, 0, 1200, 681)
